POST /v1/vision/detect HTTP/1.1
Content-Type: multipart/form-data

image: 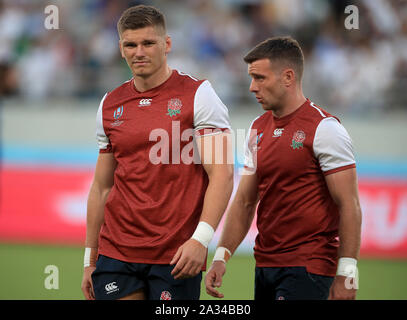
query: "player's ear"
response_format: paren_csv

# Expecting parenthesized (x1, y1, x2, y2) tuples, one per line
(165, 35, 172, 55)
(282, 68, 295, 87)
(119, 40, 125, 58)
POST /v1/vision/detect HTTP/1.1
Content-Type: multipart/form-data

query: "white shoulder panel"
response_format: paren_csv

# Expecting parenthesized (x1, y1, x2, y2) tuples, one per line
(313, 117, 355, 172)
(193, 80, 231, 133)
(96, 93, 110, 150)
(243, 116, 260, 170)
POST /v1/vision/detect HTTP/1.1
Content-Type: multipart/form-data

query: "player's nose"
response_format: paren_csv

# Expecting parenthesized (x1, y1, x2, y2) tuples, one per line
(134, 45, 146, 58)
(249, 79, 258, 93)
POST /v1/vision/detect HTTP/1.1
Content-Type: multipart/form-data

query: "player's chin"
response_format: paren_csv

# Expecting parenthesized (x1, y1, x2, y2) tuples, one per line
(260, 103, 273, 111)
(133, 66, 153, 77)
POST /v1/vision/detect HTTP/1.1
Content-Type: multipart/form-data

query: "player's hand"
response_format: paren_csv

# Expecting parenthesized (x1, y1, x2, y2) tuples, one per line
(170, 239, 207, 280)
(204, 261, 226, 298)
(81, 266, 96, 300)
(328, 275, 357, 300)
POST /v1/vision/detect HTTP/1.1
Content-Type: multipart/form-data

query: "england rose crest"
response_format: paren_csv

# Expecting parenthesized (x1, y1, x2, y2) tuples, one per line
(167, 98, 182, 117)
(291, 130, 306, 149)
(160, 290, 172, 300)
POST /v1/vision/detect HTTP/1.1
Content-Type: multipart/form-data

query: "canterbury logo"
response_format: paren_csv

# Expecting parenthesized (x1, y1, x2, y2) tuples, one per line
(139, 99, 152, 107)
(105, 282, 119, 294)
(273, 128, 284, 137)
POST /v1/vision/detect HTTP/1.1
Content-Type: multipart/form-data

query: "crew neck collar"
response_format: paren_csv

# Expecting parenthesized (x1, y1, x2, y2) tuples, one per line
(272, 98, 310, 124)
(131, 69, 176, 96)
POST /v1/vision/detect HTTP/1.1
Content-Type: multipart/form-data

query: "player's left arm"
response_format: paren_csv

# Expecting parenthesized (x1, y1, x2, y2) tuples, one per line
(171, 132, 234, 279)
(171, 80, 233, 279)
(314, 117, 362, 299)
(325, 167, 362, 299)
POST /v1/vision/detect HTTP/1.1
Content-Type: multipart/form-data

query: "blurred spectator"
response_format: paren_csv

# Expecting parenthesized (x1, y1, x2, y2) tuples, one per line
(0, 0, 406, 114)
(0, 63, 18, 95)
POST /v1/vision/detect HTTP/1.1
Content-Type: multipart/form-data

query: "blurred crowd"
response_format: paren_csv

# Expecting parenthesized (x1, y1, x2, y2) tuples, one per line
(0, 0, 406, 114)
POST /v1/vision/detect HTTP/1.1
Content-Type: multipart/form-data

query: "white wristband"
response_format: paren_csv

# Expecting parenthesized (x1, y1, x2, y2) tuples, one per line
(191, 221, 214, 248)
(84, 247, 97, 267)
(336, 257, 358, 277)
(213, 247, 232, 264)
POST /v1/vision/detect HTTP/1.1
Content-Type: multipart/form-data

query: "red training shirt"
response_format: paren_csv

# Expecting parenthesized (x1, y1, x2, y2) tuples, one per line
(244, 99, 356, 276)
(94, 70, 230, 264)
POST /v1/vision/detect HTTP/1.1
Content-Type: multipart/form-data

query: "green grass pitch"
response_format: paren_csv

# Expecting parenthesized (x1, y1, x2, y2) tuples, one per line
(0, 243, 406, 300)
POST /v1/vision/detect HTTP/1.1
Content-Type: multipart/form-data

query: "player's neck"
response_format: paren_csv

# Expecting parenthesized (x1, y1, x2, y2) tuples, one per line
(272, 89, 306, 119)
(133, 65, 172, 92)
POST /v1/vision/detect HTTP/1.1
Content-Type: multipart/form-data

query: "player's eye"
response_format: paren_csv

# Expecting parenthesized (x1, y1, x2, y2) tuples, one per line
(252, 75, 265, 81)
(143, 41, 155, 46)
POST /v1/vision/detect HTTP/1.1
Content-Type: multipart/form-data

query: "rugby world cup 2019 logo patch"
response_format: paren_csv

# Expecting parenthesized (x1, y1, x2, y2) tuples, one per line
(256, 132, 263, 145)
(114, 105, 123, 119)
(291, 130, 306, 149)
(111, 105, 124, 127)
(166, 98, 182, 117)
(254, 132, 263, 151)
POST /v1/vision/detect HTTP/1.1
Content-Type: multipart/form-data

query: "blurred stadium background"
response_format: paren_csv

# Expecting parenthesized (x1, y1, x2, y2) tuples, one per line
(1, 0, 406, 300)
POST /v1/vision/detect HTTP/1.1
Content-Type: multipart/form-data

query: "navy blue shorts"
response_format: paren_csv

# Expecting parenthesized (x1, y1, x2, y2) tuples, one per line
(91, 255, 202, 300)
(255, 266, 334, 300)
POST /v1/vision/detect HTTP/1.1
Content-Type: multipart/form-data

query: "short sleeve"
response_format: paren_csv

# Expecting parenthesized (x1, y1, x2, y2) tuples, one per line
(193, 80, 231, 137)
(242, 116, 260, 173)
(96, 93, 112, 153)
(313, 117, 356, 175)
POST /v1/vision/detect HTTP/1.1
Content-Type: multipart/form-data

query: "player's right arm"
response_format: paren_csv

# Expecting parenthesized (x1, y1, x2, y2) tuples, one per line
(204, 172, 259, 298)
(81, 152, 117, 300)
